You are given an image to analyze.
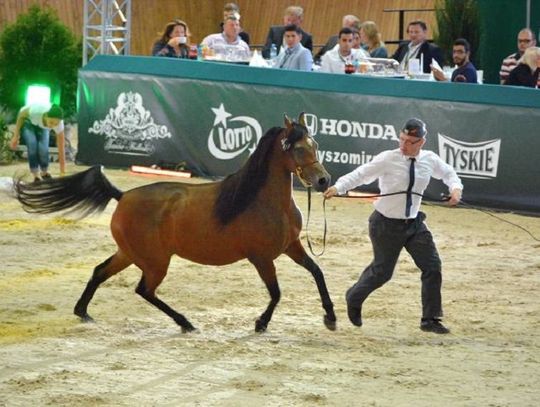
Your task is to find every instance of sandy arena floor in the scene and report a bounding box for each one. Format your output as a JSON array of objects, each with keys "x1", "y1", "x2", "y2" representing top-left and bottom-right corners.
[{"x1": 1, "y1": 161, "x2": 539, "y2": 406}]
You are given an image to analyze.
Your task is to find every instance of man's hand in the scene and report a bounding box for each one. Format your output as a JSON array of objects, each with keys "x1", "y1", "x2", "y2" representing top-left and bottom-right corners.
[
  {"x1": 431, "y1": 65, "x2": 447, "y2": 82},
  {"x1": 323, "y1": 186, "x2": 338, "y2": 199},
  {"x1": 448, "y1": 188, "x2": 462, "y2": 206}
]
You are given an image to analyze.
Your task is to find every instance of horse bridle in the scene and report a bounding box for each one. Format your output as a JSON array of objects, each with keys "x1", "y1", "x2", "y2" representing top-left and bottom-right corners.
[{"x1": 294, "y1": 160, "x2": 320, "y2": 187}]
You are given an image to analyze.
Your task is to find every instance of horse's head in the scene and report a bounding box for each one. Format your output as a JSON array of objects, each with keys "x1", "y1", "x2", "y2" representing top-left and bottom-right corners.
[{"x1": 282, "y1": 113, "x2": 331, "y2": 192}]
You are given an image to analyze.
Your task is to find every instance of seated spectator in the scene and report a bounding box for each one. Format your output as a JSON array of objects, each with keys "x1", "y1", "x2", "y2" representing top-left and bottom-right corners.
[
  {"x1": 500, "y1": 28, "x2": 537, "y2": 84},
  {"x1": 220, "y1": 2, "x2": 250, "y2": 44},
  {"x1": 262, "y1": 6, "x2": 313, "y2": 59},
  {"x1": 432, "y1": 38, "x2": 477, "y2": 83},
  {"x1": 202, "y1": 15, "x2": 250, "y2": 55},
  {"x1": 274, "y1": 24, "x2": 313, "y2": 71},
  {"x1": 360, "y1": 21, "x2": 388, "y2": 58},
  {"x1": 352, "y1": 28, "x2": 362, "y2": 50},
  {"x1": 151, "y1": 20, "x2": 191, "y2": 58},
  {"x1": 504, "y1": 46, "x2": 540, "y2": 88},
  {"x1": 320, "y1": 28, "x2": 369, "y2": 74},
  {"x1": 391, "y1": 20, "x2": 444, "y2": 73},
  {"x1": 314, "y1": 15, "x2": 361, "y2": 63}
]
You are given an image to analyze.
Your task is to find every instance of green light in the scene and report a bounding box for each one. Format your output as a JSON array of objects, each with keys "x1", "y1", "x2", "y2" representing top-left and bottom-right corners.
[{"x1": 25, "y1": 85, "x2": 51, "y2": 105}]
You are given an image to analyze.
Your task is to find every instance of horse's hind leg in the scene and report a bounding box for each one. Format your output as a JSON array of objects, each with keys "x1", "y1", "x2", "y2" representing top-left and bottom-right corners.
[
  {"x1": 134, "y1": 260, "x2": 196, "y2": 333},
  {"x1": 285, "y1": 240, "x2": 337, "y2": 331},
  {"x1": 74, "y1": 251, "x2": 132, "y2": 322},
  {"x1": 249, "y1": 257, "x2": 281, "y2": 332}
]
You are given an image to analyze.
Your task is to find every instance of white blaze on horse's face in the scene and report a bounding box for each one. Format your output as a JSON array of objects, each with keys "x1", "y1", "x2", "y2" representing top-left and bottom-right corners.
[{"x1": 291, "y1": 134, "x2": 330, "y2": 191}]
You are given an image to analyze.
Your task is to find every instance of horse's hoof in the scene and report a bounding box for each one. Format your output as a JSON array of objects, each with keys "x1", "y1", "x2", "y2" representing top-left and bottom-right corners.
[
  {"x1": 181, "y1": 325, "x2": 197, "y2": 333},
  {"x1": 255, "y1": 319, "x2": 267, "y2": 333},
  {"x1": 79, "y1": 314, "x2": 95, "y2": 323},
  {"x1": 324, "y1": 315, "x2": 337, "y2": 331}
]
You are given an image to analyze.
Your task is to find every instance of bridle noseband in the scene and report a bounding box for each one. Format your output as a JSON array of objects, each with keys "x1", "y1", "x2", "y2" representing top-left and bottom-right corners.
[{"x1": 295, "y1": 160, "x2": 320, "y2": 187}]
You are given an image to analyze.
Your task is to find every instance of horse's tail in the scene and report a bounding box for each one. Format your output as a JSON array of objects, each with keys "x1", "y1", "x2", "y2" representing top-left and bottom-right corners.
[{"x1": 14, "y1": 165, "x2": 123, "y2": 218}]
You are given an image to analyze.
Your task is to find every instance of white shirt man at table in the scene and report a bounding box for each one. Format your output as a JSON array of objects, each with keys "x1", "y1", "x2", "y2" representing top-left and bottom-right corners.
[
  {"x1": 274, "y1": 24, "x2": 313, "y2": 71},
  {"x1": 201, "y1": 15, "x2": 250, "y2": 54},
  {"x1": 324, "y1": 118, "x2": 462, "y2": 334},
  {"x1": 320, "y1": 27, "x2": 369, "y2": 74}
]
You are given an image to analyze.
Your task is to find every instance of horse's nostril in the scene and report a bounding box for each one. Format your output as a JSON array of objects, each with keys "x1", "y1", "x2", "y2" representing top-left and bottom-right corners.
[{"x1": 318, "y1": 177, "x2": 328, "y2": 186}]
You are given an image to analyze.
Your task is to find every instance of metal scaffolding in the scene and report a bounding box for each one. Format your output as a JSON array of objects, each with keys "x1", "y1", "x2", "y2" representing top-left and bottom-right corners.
[{"x1": 83, "y1": 0, "x2": 132, "y2": 65}]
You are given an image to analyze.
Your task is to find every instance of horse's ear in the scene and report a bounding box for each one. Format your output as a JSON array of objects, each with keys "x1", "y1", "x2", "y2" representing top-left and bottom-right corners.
[
  {"x1": 298, "y1": 112, "x2": 307, "y2": 128},
  {"x1": 284, "y1": 114, "x2": 293, "y2": 130}
]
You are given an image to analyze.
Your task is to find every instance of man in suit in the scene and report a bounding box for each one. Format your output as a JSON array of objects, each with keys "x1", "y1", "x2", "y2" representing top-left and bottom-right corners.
[
  {"x1": 262, "y1": 6, "x2": 313, "y2": 59},
  {"x1": 314, "y1": 14, "x2": 361, "y2": 64},
  {"x1": 391, "y1": 20, "x2": 444, "y2": 74},
  {"x1": 274, "y1": 24, "x2": 313, "y2": 71}
]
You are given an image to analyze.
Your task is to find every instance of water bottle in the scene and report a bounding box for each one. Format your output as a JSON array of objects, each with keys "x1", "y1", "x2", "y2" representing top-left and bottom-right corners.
[
  {"x1": 270, "y1": 43, "x2": 277, "y2": 60},
  {"x1": 197, "y1": 44, "x2": 203, "y2": 60}
]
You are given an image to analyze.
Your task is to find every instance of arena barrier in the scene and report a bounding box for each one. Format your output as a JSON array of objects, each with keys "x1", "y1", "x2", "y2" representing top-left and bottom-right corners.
[{"x1": 77, "y1": 55, "x2": 540, "y2": 213}]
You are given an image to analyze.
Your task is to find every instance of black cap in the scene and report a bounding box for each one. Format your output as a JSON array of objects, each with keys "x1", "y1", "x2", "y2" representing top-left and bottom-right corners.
[{"x1": 401, "y1": 118, "x2": 427, "y2": 138}]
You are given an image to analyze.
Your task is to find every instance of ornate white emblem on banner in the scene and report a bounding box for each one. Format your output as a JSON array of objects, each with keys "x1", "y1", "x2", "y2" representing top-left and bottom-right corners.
[
  {"x1": 438, "y1": 133, "x2": 501, "y2": 179},
  {"x1": 89, "y1": 92, "x2": 172, "y2": 155},
  {"x1": 207, "y1": 103, "x2": 262, "y2": 160}
]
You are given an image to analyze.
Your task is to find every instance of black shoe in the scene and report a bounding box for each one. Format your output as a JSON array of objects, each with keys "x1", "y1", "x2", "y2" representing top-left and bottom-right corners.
[
  {"x1": 420, "y1": 319, "x2": 450, "y2": 334},
  {"x1": 345, "y1": 287, "x2": 362, "y2": 327},
  {"x1": 41, "y1": 173, "x2": 52, "y2": 180}
]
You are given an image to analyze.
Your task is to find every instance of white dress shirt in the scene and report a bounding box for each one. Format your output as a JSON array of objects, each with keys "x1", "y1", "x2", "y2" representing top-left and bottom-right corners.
[
  {"x1": 320, "y1": 47, "x2": 369, "y2": 74},
  {"x1": 333, "y1": 148, "x2": 463, "y2": 219}
]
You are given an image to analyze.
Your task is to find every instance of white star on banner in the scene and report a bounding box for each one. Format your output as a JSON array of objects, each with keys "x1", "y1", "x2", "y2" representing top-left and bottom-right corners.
[{"x1": 211, "y1": 103, "x2": 232, "y2": 127}]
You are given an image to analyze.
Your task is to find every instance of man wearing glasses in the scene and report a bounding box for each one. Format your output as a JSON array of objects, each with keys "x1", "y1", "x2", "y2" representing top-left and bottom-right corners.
[
  {"x1": 500, "y1": 28, "x2": 537, "y2": 84},
  {"x1": 432, "y1": 38, "x2": 478, "y2": 83},
  {"x1": 324, "y1": 118, "x2": 462, "y2": 334}
]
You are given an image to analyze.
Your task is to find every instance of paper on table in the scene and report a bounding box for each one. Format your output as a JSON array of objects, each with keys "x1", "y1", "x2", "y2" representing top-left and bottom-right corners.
[{"x1": 431, "y1": 58, "x2": 442, "y2": 71}]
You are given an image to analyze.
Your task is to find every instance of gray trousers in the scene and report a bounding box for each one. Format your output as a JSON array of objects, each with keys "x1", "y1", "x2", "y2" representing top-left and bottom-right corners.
[{"x1": 346, "y1": 210, "x2": 443, "y2": 319}]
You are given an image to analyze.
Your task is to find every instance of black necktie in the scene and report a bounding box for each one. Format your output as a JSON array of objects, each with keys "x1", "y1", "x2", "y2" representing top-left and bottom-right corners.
[{"x1": 405, "y1": 158, "x2": 416, "y2": 217}]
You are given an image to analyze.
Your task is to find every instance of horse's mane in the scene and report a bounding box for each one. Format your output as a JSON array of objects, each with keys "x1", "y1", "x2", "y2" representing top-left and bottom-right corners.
[{"x1": 214, "y1": 123, "x2": 306, "y2": 225}]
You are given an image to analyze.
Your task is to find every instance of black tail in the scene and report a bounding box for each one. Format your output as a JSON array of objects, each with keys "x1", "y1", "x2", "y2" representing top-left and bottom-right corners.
[{"x1": 14, "y1": 166, "x2": 123, "y2": 217}]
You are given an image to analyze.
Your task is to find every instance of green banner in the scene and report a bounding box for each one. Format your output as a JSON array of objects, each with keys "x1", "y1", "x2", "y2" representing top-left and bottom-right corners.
[{"x1": 78, "y1": 57, "x2": 540, "y2": 213}]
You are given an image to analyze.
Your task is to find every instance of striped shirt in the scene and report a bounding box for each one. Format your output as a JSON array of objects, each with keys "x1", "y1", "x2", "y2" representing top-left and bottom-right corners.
[{"x1": 499, "y1": 52, "x2": 520, "y2": 83}]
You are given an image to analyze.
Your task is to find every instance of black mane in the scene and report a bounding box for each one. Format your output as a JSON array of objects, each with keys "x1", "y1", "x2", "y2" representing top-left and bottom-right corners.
[{"x1": 214, "y1": 123, "x2": 307, "y2": 225}]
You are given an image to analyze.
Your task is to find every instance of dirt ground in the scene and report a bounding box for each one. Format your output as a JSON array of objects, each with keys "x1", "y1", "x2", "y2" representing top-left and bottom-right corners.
[{"x1": 0, "y1": 161, "x2": 539, "y2": 407}]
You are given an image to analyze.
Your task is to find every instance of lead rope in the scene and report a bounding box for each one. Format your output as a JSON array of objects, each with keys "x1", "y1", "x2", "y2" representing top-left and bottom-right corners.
[
  {"x1": 304, "y1": 189, "x2": 539, "y2": 258},
  {"x1": 304, "y1": 190, "x2": 446, "y2": 257},
  {"x1": 305, "y1": 187, "x2": 328, "y2": 257}
]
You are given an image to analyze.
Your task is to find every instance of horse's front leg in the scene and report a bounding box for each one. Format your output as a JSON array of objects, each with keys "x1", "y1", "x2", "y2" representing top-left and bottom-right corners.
[
  {"x1": 248, "y1": 257, "x2": 281, "y2": 332},
  {"x1": 286, "y1": 240, "x2": 337, "y2": 331}
]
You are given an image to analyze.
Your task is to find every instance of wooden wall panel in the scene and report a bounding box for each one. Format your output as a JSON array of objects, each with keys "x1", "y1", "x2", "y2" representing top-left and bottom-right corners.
[
  {"x1": 0, "y1": 0, "x2": 84, "y2": 35},
  {"x1": 0, "y1": 0, "x2": 437, "y2": 58}
]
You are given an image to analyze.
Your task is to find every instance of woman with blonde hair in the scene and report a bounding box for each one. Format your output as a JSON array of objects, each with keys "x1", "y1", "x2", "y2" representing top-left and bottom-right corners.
[
  {"x1": 360, "y1": 21, "x2": 388, "y2": 58},
  {"x1": 505, "y1": 46, "x2": 540, "y2": 88},
  {"x1": 151, "y1": 19, "x2": 191, "y2": 58}
]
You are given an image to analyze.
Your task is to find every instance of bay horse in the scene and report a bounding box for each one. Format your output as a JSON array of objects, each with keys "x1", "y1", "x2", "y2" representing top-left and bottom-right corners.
[{"x1": 14, "y1": 113, "x2": 337, "y2": 333}]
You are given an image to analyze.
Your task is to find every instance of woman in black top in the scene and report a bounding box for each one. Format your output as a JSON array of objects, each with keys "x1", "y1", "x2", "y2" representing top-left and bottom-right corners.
[
  {"x1": 505, "y1": 46, "x2": 540, "y2": 88},
  {"x1": 151, "y1": 20, "x2": 191, "y2": 58}
]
